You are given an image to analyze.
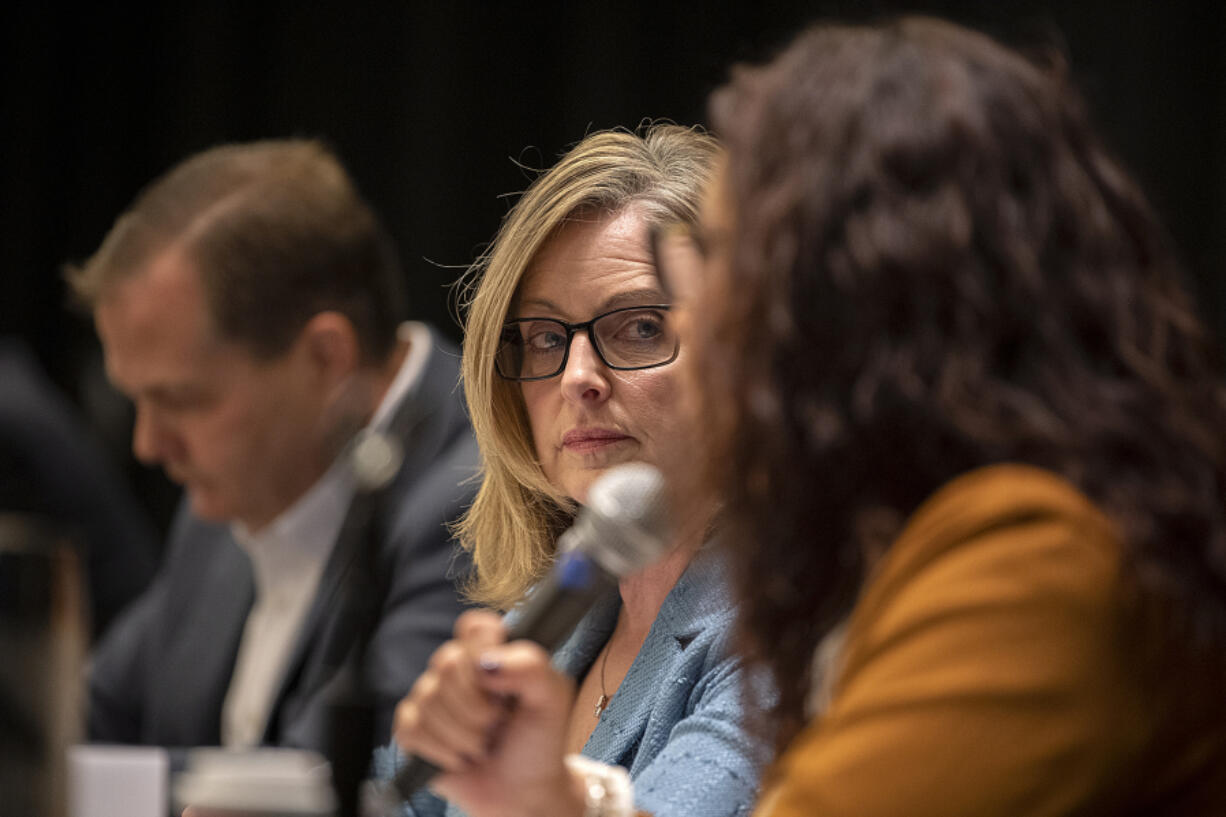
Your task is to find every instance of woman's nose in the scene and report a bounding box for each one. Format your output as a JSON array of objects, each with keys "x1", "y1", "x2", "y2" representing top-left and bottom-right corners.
[{"x1": 559, "y1": 332, "x2": 611, "y2": 404}]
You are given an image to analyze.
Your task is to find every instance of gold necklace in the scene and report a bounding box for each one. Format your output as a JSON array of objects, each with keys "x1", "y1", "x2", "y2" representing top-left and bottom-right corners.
[{"x1": 593, "y1": 642, "x2": 612, "y2": 718}]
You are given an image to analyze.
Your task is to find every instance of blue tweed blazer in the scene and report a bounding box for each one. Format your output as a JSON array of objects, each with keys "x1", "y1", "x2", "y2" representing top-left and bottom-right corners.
[{"x1": 379, "y1": 549, "x2": 768, "y2": 817}]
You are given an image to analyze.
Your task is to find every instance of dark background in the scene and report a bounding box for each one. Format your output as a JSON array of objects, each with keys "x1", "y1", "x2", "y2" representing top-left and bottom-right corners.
[{"x1": 4, "y1": 0, "x2": 1225, "y2": 540}]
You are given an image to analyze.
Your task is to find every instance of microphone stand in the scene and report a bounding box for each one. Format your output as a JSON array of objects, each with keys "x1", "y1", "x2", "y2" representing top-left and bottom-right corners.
[{"x1": 325, "y1": 429, "x2": 404, "y2": 817}]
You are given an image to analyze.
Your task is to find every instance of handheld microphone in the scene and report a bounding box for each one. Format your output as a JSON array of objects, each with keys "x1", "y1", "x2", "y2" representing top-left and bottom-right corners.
[{"x1": 392, "y1": 462, "x2": 670, "y2": 800}]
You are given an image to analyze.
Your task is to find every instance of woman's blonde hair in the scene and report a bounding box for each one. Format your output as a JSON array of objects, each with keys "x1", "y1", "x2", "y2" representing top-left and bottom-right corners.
[{"x1": 455, "y1": 122, "x2": 720, "y2": 610}]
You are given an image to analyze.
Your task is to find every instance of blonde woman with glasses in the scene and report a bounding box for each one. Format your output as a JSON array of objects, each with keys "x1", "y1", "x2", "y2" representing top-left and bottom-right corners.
[{"x1": 379, "y1": 123, "x2": 769, "y2": 817}]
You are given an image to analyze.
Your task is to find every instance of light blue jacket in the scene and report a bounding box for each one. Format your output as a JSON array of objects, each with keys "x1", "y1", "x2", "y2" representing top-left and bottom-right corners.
[{"x1": 375, "y1": 549, "x2": 769, "y2": 817}]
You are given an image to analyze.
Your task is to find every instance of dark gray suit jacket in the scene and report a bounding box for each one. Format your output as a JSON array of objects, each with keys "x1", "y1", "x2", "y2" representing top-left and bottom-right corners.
[{"x1": 87, "y1": 326, "x2": 479, "y2": 753}]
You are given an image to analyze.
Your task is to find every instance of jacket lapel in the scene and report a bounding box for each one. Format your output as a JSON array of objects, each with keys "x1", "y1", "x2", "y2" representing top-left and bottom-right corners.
[
  {"x1": 260, "y1": 327, "x2": 462, "y2": 742},
  {"x1": 148, "y1": 520, "x2": 254, "y2": 745},
  {"x1": 581, "y1": 551, "x2": 728, "y2": 765}
]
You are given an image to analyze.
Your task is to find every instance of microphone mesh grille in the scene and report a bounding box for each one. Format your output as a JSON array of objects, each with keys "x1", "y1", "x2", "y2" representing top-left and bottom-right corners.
[{"x1": 582, "y1": 463, "x2": 671, "y2": 576}]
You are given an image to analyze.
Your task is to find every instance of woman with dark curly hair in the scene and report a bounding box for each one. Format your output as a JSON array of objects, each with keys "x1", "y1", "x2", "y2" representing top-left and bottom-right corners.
[{"x1": 667, "y1": 14, "x2": 1226, "y2": 816}]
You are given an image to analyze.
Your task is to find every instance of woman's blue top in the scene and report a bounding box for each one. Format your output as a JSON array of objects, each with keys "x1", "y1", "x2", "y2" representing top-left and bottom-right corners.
[{"x1": 373, "y1": 550, "x2": 769, "y2": 817}]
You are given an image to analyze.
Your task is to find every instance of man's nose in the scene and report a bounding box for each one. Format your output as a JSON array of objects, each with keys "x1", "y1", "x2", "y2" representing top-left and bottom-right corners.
[{"x1": 131, "y1": 404, "x2": 170, "y2": 465}]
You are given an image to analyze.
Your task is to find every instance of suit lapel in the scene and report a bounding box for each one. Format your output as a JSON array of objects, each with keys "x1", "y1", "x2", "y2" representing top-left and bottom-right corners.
[
  {"x1": 148, "y1": 521, "x2": 254, "y2": 745},
  {"x1": 260, "y1": 327, "x2": 461, "y2": 742}
]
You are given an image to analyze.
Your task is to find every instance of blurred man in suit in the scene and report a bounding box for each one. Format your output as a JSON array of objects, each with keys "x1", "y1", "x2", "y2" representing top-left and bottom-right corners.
[{"x1": 69, "y1": 139, "x2": 478, "y2": 753}]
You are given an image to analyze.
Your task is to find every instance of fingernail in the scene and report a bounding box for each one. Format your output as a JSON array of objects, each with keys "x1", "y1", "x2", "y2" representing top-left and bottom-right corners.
[{"x1": 478, "y1": 653, "x2": 501, "y2": 674}]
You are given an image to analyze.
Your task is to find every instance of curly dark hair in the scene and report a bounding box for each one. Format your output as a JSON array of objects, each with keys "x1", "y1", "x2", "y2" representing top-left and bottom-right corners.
[{"x1": 696, "y1": 16, "x2": 1226, "y2": 753}]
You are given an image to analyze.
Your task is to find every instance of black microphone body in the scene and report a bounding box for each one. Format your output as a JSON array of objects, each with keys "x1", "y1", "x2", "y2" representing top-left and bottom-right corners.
[{"x1": 392, "y1": 463, "x2": 669, "y2": 801}]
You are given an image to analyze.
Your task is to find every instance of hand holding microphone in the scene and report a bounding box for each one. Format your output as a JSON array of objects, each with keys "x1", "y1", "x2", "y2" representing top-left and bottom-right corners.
[{"x1": 389, "y1": 463, "x2": 670, "y2": 809}]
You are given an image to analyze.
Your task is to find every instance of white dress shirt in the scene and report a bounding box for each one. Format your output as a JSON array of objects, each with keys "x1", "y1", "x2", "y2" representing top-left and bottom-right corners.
[{"x1": 220, "y1": 322, "x2": 433, "y2": 747}]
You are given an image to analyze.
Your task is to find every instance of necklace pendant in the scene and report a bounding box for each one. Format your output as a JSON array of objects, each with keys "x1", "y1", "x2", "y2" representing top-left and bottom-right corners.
[{"x1": 593, "y1": 693, "x2": 609, "y2": 718}]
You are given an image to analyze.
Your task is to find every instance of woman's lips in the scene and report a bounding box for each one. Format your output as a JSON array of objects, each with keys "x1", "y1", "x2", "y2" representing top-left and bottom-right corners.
[{"x1": 562, "y1": 428, "x2": 632, "y2": 452}]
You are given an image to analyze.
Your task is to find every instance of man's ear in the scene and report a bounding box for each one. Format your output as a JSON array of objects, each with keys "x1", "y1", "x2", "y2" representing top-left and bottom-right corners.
[{"x1": 299, "y1": 311, "x2": 361, "y2": 385}]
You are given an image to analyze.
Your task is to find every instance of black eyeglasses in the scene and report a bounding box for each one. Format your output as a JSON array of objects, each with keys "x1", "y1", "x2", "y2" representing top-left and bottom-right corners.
[{"x1": 495, "y1": 305, "x2": 679, "y2": 381}]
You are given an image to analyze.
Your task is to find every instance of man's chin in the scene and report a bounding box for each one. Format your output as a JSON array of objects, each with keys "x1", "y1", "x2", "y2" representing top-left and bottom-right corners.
[{"x1": 186, "y1": 489, "x2": 234, "y2": 523}]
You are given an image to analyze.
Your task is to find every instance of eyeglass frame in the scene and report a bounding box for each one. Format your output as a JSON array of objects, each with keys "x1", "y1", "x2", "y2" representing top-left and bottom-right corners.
[{"x1": 494, "y1": 304, "x2": 679, "y2": 381}]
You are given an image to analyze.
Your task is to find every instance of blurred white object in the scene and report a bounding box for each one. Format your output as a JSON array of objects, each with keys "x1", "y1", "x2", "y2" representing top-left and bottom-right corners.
[
  {"x1": 68, "y1": 745, "x2": 168, "y2": 817},
  {"x1": 173, "y1": 748, "x2": 336, "y2": 816}
]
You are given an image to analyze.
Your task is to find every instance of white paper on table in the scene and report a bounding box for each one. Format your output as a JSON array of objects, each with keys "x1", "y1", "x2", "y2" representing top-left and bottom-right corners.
[{"x1": 68, "y1": 744, "x2": 169, "y2": 817}]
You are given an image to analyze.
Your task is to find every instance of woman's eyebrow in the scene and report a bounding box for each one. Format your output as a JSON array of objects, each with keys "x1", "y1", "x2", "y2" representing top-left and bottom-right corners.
[
  {"x1": 513, "y1": 288, "x2": 669, "y2": 319},
  {"x1": 598, "y1": 288, "x2": 669, "y2": 311},
  {"x1": 515, "y1": 296, "x2": 562, "y2": 313}
]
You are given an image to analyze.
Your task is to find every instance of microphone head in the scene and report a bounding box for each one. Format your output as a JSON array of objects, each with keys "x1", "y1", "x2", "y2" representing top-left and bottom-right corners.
[
  {"x1": 348, "y1": 428, "x2": 403, "y2": 492},
  {"x1": 576, "y1": 462, "x2": 670, "y2": 577}
]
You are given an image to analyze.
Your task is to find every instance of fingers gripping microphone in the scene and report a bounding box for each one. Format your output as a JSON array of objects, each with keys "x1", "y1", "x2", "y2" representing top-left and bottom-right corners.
[{"x1": 393, "y1": 462, "x2": 670, "y2": 800}]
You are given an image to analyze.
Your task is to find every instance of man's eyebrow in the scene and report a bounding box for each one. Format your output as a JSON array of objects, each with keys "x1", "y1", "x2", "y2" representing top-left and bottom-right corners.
[{"x1": 132, "y1": 382, "x2": 206, "y2": 403}]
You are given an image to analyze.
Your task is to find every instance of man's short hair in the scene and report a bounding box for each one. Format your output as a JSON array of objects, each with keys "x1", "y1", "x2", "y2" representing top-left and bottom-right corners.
[{"x1": 68, "y1": 139, "x2": 406, "y2": 362}]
